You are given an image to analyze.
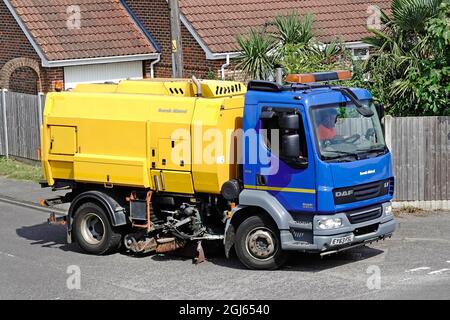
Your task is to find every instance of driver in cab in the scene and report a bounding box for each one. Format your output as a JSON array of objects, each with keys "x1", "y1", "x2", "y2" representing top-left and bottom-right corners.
[{"x1": 317, "y1": 108, "x2": 338, "y2": 142}]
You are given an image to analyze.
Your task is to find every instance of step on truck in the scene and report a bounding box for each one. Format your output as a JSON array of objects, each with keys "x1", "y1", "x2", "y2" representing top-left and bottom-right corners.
[{"x1": 40, "y1": 71, "x2": 396, "y2": 270}]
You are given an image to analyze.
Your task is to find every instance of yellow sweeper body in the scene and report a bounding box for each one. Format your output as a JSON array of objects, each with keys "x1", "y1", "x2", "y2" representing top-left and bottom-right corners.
[{"x1": 41, "y1": 79, "x2": 246, "y2": 196}]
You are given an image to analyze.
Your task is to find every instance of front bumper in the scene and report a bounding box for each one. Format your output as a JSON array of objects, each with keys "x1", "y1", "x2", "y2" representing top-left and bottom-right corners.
[{"x1": 281, "y1": 202, "x2": 396, "y2": 253}]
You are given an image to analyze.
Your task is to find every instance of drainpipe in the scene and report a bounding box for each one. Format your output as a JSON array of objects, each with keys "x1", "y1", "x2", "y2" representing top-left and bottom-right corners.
[
  {"x1": 37, "y1": 92, "x2": 44, "y2": 126},
  {"x1": 221, "y1": 54, "x2": 231, "y2": 80},
  {"x1": 275, "y1": 67, "x2": 283, "y2": 84},
  {"x1": 150, "y1": 54, "x2": 161, "y2": 78},
  {"x1": 192, "y1": 76, "x2": 202, "y2": 97}
]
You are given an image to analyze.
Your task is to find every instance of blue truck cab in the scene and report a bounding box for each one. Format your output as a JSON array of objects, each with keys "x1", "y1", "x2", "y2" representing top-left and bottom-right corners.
[{"x1": 227, "y1": 72, "x2": 396, "y2": 270}]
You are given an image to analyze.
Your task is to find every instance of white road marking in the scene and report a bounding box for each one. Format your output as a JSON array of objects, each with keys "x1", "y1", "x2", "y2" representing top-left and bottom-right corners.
[
  {"x1": 428, "y1": 268, "x2": 450, "y2": 275},
  {"x1": 406, "y1": 267, "x2": 431, "y2": 273},
  {"x1": 403, "y1": 237, "x2": 450, "y2": 243},
  {"x1": 0, "y1": 251, "x2": 16, "y2": 258},
  {"x1": 447, "y1": 261, "x2": 450, "y2": 263}
]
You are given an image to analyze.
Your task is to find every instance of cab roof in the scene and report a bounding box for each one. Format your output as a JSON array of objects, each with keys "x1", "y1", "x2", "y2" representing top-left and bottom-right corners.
[{"x1": 245, "y1": 80, "x2": 372, "y2": 108}]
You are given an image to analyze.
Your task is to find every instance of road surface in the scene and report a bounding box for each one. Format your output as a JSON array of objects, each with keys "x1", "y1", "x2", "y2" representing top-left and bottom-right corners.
[{"x1": 0, "y1": 201, "x2": 449, "y2": 300}]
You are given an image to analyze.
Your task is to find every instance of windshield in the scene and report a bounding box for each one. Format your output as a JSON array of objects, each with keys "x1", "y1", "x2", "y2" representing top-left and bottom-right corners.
[{"x1": 310, "y1": 101, "x2": 387, "y2": 162}]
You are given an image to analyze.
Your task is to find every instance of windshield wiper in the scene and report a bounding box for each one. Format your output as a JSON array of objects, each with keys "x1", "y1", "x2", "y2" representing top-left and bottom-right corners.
[
  {"x1": 322, "y1": 150, "x2": 361, "y2": 161},
  {"x1": 357, "y1": 146, "x2": 388, "y2": 157}
]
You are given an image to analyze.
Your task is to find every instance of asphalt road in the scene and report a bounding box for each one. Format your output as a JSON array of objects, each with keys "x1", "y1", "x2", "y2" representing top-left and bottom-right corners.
[{"x1": 0, "y1": 201, "x2": 449, "y2": 300}]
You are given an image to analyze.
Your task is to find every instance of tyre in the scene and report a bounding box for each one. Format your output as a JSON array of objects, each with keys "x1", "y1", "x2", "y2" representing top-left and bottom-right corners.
[
  {"x1": 235, "y1": 214, "x2": 287, "y2": 270},
  {"x1": 72, "y1": 202, "x2": 122, "y2": 255}
]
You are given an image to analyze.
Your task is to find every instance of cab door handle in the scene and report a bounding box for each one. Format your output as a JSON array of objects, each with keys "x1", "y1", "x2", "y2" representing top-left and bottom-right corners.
[{"x1": 256, "y1": 174, "x2": 267, "y2": 186}]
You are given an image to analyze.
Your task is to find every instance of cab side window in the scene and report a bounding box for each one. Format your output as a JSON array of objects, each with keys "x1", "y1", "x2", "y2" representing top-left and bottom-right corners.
[{"x1": 260, "y1": 107, "x2": 308, "y2": 163}]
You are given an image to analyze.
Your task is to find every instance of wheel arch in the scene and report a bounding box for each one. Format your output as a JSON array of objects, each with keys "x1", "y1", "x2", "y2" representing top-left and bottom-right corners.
[
  {"x1": 224, "y1": 205, "x2": 280, "y2": 258},
  {"x1": 67, "y1": 190, "x2": 128, "y2": 242},
  {"x1": 224, "y1": 190, "x2": 292, "y2": 258}
]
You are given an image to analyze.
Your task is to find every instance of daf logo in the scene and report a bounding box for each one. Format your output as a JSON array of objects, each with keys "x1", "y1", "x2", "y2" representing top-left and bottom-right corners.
[{"x1": 335, "y1": 190, "x2": 354, "y2": 197}]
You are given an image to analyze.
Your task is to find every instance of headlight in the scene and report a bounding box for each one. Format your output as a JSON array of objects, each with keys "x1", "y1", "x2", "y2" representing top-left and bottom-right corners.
[
  {"x1": 384, "y1": 204, "x2": 393, "y2": 216},
  {"x1": 318, "y1": 218, "x2": 343, "y2": 230}
]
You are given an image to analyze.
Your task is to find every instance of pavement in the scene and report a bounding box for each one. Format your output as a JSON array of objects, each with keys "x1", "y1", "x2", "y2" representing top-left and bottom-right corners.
[
  {"x1": 0, "y1": 177, "x2": 449, "y2": 300},
  {"x1": 0, "y1": 178, "x2": 61, "y2": 203}
]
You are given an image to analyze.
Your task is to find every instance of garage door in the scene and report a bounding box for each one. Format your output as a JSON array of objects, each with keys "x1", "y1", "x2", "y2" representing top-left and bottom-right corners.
[{"x1": 64, "y1": 61, "x2": 143, "y2": 90}]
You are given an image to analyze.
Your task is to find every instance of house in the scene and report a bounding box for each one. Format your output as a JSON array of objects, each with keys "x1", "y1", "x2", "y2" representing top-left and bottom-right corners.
[
  {"x1": 125, "y1": 0, "x2": 391, "y2": 79},
  {"x1": 0, "y1": 0, "x2": 160, "y2": 94},
  {"x1": 0, "y1": 0, "x2": 391, "y2": 94}
]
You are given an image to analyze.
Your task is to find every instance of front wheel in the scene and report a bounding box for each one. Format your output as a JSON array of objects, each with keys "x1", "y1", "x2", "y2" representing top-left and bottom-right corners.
[
  {"x1": 72, "y1": 202, "x2": 122, "y2": 255},
  {"x1": 235, "y1": 215, "x2": 287, "y2": 270}
]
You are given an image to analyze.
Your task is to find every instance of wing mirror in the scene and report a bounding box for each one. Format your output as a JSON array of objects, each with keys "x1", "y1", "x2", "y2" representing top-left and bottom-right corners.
[
  {"x1": 278, "y1": 113, "x2": 299, "y2": 130},
  {"x1": 281, "y1": 134, "x2": 301, "y2": 158},
  {"x1": 374, "y1": 102, "x2": 385, "y2": 133},
  {"x1": 375, "y1": 103, "x2": 385, "y2": 121}
]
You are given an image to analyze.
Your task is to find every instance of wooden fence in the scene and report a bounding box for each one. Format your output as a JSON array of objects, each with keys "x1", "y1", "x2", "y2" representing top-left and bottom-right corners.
[
  {"x1": 385, "y1": 116, "x2": 450, "y2": 201},
  {"x1": 0, "y1": 90, "x2": 43, "y2": 161}
]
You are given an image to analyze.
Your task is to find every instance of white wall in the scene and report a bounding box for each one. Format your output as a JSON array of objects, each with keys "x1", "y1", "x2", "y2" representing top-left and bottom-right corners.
[{"x1": 64, "y1": 61, "x2": 143, "y2": 90}]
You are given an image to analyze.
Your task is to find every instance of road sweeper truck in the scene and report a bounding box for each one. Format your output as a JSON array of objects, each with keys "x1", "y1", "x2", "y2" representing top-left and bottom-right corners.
[{"x1": 40, "y1": 71, "x2": 396, "y2": 269}]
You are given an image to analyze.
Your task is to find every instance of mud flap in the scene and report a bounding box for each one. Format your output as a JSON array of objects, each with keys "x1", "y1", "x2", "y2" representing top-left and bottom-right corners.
[
  {"x1": 47, "y1": 212, "x2": 67, "y2": 225},
  {"x1": 224, "y1": 223, "x2": 235, "y2": 259},
  {"x1": 194, "y1": 241, "x2": 205, "y2": 264},
  {"x1": 169, "y1": 241, "x2": 206, "y2": 264}
]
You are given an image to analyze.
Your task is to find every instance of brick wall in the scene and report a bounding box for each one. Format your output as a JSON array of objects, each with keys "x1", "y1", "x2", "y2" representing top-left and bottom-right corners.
[
  {"x1": 0, "y1": 1, "x2": 63, "y2": 94},
  {"x1": 0, "y1": 1, "x2": 39, "y2": 93},
  {"x1": 125, "y1": 0, "x2": 231, "y2": 79},
  {"x1": 9, "y1": 67, "x2": 38, "y2": 95},
  {"x1": 42, "y1": 67, "x2": 64, "y2": 93}
]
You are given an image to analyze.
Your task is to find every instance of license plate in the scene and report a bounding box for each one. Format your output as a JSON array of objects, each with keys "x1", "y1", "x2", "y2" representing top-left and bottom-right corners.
[{"x1": 331, "y1": 235, "x2": 354, "y2": 246}]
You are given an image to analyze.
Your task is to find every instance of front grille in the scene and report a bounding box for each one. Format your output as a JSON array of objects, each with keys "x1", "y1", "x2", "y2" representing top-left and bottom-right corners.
[
  {"x1": 334, "y1": 179, "x2": 390, "y2": 205},
  {"x1": 290, "y1": 229, "x2": 313, "y2": 243},
  {"x1": 346, "y1": 206, "x2": 382, "y2": 224},
  {"x1": 353, "y1": 181, "x2": 382, "y2": 201},
  {"x1": 354, "y1": 223, "x2": 379, "y2": 236}
]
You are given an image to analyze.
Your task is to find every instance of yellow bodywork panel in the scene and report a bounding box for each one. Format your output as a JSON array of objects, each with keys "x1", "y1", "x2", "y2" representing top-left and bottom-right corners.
[
  {"x1": 191, "y1": 96, "x2": 244, "y2": 193},
  {"x1": 151, "y1": 170, "x2": 194, "y2": 194},
  {"x1": 41, "y1": 78, "x2": 245, "y2": 195},
  {"x1": 48, "y1": 160, "x2": 74, "y2": 180},
  {"x1": 74, "y1": 154, "x2": 147, "y2": 187},
  {"x1": 49, "y1": 126, "x2": 77, "y2": 155},
  {"x1": 71, "y1": 83, "x2": 118, "y2": 93},
  {"x1": 157, "y1": 138, "x2": 189, "y2": 171}
]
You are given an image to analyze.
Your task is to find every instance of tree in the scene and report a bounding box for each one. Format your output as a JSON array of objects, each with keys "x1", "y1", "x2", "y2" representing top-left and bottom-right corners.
[
  {"x1": 272, "y1": 12, "x2": 314, "y2": 47},
  {"x1": 362, "y1": 0, "x2": 448, "y2": 116},
  {"x1": 236, "y1": 12, "x2": 348, "y2": 79},
  {"x1": 281, "y1": 38, "x2": 349, "y2": 74},
  {"x1": 236, "y1": 29, "x2": 278, "y2": 80}
]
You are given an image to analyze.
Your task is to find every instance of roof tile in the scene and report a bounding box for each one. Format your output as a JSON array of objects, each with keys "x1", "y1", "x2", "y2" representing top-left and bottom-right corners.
[
  {"x1": 179, "y1": 0, "x2": 391, "y2": 53},
  {"x1": 9, "y1": 0, "x2": 157, "y2": 61}
]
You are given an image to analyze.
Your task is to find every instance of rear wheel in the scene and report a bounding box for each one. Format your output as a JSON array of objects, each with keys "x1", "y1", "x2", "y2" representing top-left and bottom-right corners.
[
  {"x1": 73, "y1": 202, "x2": 122, "y2": 255},
  {"x1": 235, "y1": 214, "x2": 287, "y2": 270}
]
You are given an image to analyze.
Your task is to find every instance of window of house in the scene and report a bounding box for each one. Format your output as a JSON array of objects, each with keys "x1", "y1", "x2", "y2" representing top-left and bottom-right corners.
[{"x1": 352, "y1": 48, "x2": 370, "y2": 60}]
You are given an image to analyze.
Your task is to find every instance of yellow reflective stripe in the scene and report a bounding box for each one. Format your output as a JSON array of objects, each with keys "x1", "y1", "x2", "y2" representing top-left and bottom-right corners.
[{"x1": 244, "y1": 185, "x2": 316, "y2": 194}]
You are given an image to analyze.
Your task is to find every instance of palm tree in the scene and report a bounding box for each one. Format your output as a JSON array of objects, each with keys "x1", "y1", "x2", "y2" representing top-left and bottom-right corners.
[
  {"x1": 236, "y1": 30, "x2": 278, "y2": 80},
  {"x1": 364, "y1": 0, "x2": 442, "y2": 53},
  {"x1": 272, "y1": 12, "x2": 314, "y2": 47},
  {"x1": 236, "y1": 12, "x2": 315, "y2": 80},
  {"x1": 362, "y1": 0, "x2": 444, "y2": 115}
]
